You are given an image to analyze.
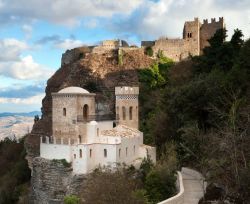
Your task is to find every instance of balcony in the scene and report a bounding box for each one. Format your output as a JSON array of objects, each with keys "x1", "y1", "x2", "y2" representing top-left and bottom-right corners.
[{"x1": 75, "y1": 114, "x2": 119, "y2": 123}]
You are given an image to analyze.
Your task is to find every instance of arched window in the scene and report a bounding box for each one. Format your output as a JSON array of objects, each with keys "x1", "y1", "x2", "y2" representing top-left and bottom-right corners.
[
  {"x1": 119, "y1": 148, "x2": 121, "y2": 158},
  {"x1": 83, "y1": 104, "x2": 89, "y2": 121},
  {"x1": 74, "y1": 154, "x2": 76, "y2": 159},
  {"x1": 63, "y1": 108, "x2": 66, "y2": 116},
  {"x1": 122, "y1": 106, "x2": 126, "y2": 120},
  {"x1": 190, "y1": 33, "x2": 192, "y2": 38},
  {"x1": 129, "y1": 106, "x2": 133, "y2": 120},
  {"x1": 136, "y1": 106, "x2": 138, "y2": 118},
  {"x1": 78, "y1": 135, "x2": 82, "y2": 143},
  {"x1": 133, "y1": 145, "x2": 135, "y2": 155},
  {"x1": 126, "y1": 147, "x2": 128, "y2": 156},
  {"x1": 79, "y1": 149, "x2": 82, "y2": 158},
  {"x1": 90, "y1": 149, "x2": 92, "y2": 158},
  {"x1": 104, "y1": 149, "x2": 107, "y2": 158},
  {"x1": 97, "y1": 128, "x2": 99, "y2": 136}
]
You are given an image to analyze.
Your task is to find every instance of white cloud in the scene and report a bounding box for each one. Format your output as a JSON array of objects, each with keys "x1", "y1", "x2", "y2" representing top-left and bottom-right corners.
[
  {"x1": 0, "y1": 93, "x2": 44, "y2": 105},
  {"x1": 22, "y1": 24, "x2": 33, "y2": 39},
  {"x1": 83, "y1": 19, "x2": 98, "y2": 29},
  {"x1": 109, "y1": 0, "x2": 250, "y2": 40},
  {"x1": 0, "y1": 55, "x2": 54, "y2": 80},
  {"x1": 54, "y1": 39, "x2": 84, "y2": 50},
  {"x1": 0, "y1": 0, "x2": 144, "y2": 27},
  {"x1": 0, "y1": 38, "x2": 28, "y2": 61}
]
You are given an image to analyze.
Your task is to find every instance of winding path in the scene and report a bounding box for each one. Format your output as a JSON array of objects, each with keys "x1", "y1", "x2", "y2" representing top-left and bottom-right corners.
[{"x1": 181, "y1": 167, "x2": 205, "y2": 204}]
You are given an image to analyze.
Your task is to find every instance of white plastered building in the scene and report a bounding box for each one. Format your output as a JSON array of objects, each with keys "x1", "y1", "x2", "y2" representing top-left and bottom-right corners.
[{"x1": 40, "y1": 86, "x2": 156, "y2": 174}]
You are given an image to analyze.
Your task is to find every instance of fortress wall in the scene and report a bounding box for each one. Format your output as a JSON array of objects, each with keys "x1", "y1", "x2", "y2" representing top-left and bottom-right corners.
[
  {"x1": 153, "y1": 39, "x2": 185, "y2": 61},
  {"x1": 141, "y1": 41, "x2": 155, "y2": 47},
  {"x1": 153, "y1": 38, "x2": 199, "y2": 61},
  {"x1": 200, "y1": 17, "x2": 224, "y2": 51},
  {"x1": 102, "y1": 40, "x2": 120, "y2": 48},
  {"x1": 120, "y1": 47, "x2": 143, "y2": 52},
  {"x1": 61, "y1": 46, "x2": 93, "y2": 66}
]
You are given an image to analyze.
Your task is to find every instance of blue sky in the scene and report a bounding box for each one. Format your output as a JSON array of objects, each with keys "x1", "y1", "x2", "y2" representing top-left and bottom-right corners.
[{"x1": 0, "y1": 0, "x2": 249, "y2": 113}]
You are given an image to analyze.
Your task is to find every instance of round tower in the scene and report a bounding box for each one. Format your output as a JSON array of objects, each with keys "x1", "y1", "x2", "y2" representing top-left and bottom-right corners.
[{"x1": 115, "y1": 86, "x2": 139, "y2": 129}]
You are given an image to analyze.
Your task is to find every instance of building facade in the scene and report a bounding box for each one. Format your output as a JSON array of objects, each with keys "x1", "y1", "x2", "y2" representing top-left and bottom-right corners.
[{"x1": 40, "y1": 86, "x2": 156, "y2": 174}]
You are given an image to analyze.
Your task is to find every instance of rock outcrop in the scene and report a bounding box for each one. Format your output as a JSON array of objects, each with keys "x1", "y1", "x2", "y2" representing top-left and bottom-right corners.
[
  {"x1": 25, "y1": 46, "x2": 154, "y2": 203},
  {"x1": 30, "y1": 158, "x2": 86, "y2": 204}
]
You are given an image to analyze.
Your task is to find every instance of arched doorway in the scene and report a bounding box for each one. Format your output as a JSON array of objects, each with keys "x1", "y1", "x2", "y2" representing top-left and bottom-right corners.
[{"x1": 83, "y1": 104, "x2": 89, "y2": 121}]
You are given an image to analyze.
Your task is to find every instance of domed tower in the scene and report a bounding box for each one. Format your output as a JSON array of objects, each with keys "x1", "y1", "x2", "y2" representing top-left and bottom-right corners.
[
  {"x1": 115, "y1": 86, "x2": 139, "y2": 129},
  {"x1": 51, "y1": 86, "x2": 96, "y2": 143}
]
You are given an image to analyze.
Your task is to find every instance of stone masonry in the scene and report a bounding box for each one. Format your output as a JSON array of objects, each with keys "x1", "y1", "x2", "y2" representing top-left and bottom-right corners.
[{"x1": 142, "y1": 17, "x2": 225, "y2": 61}]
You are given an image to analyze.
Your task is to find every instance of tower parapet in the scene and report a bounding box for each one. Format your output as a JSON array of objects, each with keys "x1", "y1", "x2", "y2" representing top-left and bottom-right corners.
[
  {"x1": 115, "y1": 86, "x2": 139, "y2": 129},
  {"x1": 200, "y1": 17, "x2": 225, "y2": 51},
  {"x1": 115, "y1": 86, "x2": 139, "y2": 95}
]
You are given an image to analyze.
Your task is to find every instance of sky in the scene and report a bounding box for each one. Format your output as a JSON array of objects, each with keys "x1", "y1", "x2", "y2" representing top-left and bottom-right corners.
[{"x1": 0, "y1": 0, "x2": 249, "y2": 113}]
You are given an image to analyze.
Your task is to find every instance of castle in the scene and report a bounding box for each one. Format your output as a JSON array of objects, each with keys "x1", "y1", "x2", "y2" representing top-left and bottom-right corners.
[
  {"x1": 61, "y1": 17, "x2": 224, "y2": 65},
  {"x1": 40, "y1": 86, "x2": 156, "y2": 174},
  {"x1": 142, "y1": 17, "x2": 225, "y2": 61}
]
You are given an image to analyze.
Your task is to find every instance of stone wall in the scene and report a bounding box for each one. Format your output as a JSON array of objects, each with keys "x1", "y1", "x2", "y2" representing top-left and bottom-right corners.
[
  {"x1": 52, "y1": 93, "x2": 95, "y2": 141},
  {"x1": 200, "y1": 17, "x2": 224, "y2": 51},
  {"x1": 61, "y1": 46, "x2": 93, "y2": 66},
  {"x1": 102, "y1": 40, "x2": 120, "y2": 48},
  {"x1": 152, "y1": 17, "x2": 201, "y2": 62},
  {"x1": 30, "y1": 157, "x2": 86, "y2": 204},
  {"x1": 153, "y1": 38, "x2": 199, "y2": 61},
  {"x1": 146, "y1": 17, "x2": 224, "y2": 61},
  {"x1": 115, "y1": 86, "x2": 139, "y2": 129},
  {"x1": 157, "y1": 171, "x2": 184, "y2": 204}
]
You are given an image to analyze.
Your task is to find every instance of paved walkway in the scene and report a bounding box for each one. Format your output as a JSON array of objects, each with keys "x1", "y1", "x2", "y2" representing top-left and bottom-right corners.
[{"x1": 181, "y1": 167, "x2": 206, "y2": 204}]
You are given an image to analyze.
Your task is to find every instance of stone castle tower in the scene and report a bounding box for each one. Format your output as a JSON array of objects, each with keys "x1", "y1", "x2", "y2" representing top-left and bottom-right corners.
[
  {"x1": 142, "y1": 17, "x2": 225, "y2": 61},
  {"x1": 115, "y1": 86, "x2": 139, "y2": 129},
  {"x1": 51, "y1": 87, "x2": 96, "y2": 143}
]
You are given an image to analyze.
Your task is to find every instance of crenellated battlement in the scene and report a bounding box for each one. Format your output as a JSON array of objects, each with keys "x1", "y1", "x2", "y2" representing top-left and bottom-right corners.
[
  {"x1": 141, "y1": 16, "x2": 224, "y2": 61},
  {"x1": 202, "y1": 17, "x2": 224, "y2": 25},
  {"x1": 115, "y1": 86, "x2": 139, "y2": 95}
]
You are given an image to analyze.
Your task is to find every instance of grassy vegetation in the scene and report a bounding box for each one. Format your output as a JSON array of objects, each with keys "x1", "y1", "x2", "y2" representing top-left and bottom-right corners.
[{"x1": 77, "y1": 151, "x2": 177, "y2": 204}]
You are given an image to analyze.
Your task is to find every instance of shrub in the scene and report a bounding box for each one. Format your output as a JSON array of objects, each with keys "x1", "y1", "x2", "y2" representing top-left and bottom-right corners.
[
  {"x1": 145, "y1": 47, "x2": 153, "y2": 57},
  {"x1": 64, "y1": 195, "x2": 80, "y2": 204}
]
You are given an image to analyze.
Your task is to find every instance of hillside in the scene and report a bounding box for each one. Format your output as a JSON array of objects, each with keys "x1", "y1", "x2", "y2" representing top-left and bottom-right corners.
[
  {"x1": 0, "y1": 111, "x2": 40, "y2": 140},
  {"x1": 21, "y1": 28, "x2": 250, "y2": 204}
]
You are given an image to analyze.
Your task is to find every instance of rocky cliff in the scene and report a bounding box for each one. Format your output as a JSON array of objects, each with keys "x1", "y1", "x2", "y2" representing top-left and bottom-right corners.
[
  {"x1": 30, "y1": 158, "x2": 86, "y2": 204},
  {"x1": 25, "y1": 46, "x2": 154, "y2": 203}
]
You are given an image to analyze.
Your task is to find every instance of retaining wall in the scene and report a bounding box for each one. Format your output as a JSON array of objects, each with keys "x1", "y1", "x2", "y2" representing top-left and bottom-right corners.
[{"x1": 157, "y1": 171, "x2": 184, "y2": 204}]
